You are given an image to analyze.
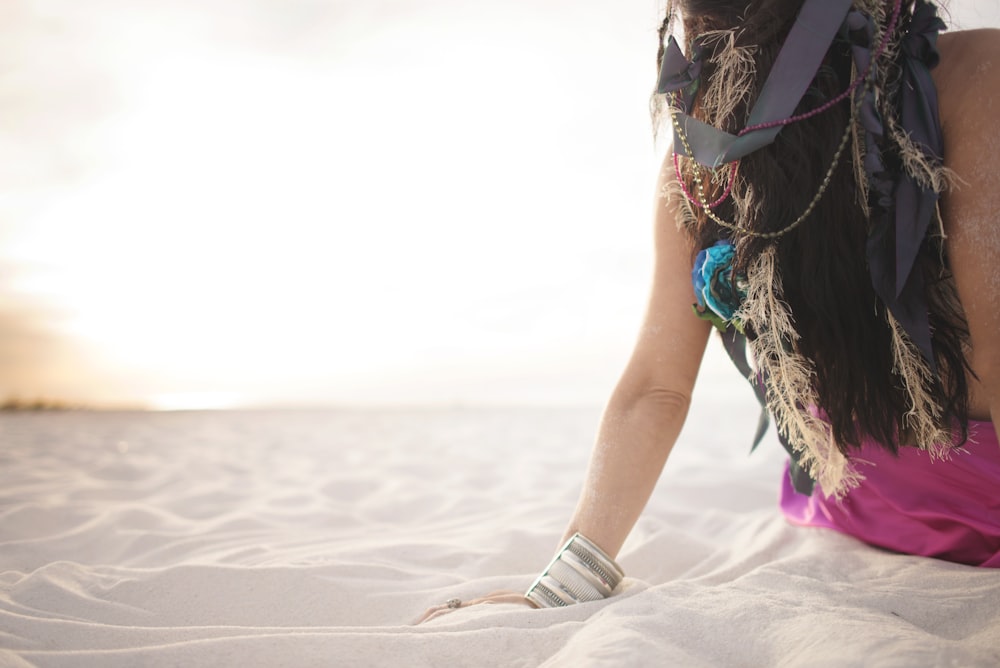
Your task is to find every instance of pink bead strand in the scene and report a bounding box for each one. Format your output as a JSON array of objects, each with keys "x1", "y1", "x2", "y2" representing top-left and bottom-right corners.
[
  {"x1": 738, "y1": 0, "x2": 902, "y2": 136},
  {"x1": 673, "y1": 153, "x2": 739, "y2": 210}
]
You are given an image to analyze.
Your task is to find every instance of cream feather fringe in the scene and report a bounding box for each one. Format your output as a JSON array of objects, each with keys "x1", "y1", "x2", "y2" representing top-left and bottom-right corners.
[
  {"x1": 885, "y1": 309, "x2": 953, "y2": 459},
  {"x1": 740, "y1": 247, "x2": 862, "y2": 497},
  {"x1": 886, "y1": 113, "x2": 959, "y2": 193},
  {"x1": 848, "y1": 60, "x2": 872, "y2": 217},
  {"x1": 660, "y1": 174, "x2": 699, "y2": 232},
  {"x1": 697, "y1": 30, "x2": 758, "y2": 129}
]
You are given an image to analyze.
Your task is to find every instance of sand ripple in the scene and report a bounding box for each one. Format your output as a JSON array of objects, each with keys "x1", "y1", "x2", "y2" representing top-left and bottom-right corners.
[{"x1": 2, "y1": 408, "x2": 999, "y2": 666}]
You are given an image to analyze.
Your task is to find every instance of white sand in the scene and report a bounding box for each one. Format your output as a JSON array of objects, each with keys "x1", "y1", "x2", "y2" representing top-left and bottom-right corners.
[{"x1": 2, "y1": 387, "x2": 1000, "y2": 666}]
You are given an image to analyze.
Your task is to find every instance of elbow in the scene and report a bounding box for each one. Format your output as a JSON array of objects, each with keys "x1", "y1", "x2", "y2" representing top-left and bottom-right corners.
[
  {"x1": 615, "y1": 383, "x2": 692, "y2": 424},
  {"x1": 607, "y1": 364, "x2": 697, "y2": 427},
  {"x1": 603, "y1": 383, "x2": 692, "y2": 444},
  {"x1": 637, "y1": 385, "x2": 692, "y2": 416}
]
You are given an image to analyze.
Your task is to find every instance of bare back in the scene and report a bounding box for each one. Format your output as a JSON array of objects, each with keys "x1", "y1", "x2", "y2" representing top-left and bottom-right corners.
[{"x1": 934, "y1": 29, "x2": 1000, "y2": 422}]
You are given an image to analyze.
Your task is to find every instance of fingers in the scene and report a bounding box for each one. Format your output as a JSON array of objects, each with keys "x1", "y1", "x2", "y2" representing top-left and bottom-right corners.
[
  {"x1": 413, "y1": 598, "x2": 468, "y2": 625},
  {"x1": 412, "y1": 607, "x2": 439, "y2": 625},
  {"x1": 413, "y1": 591, "x2": 537, "y2": 625},
  {"x1": 478, "y1": 591, "x2": 538, "y2": 607},
  {"x1": 413, "y1": 606, "x2": 450, "y2": 624}
]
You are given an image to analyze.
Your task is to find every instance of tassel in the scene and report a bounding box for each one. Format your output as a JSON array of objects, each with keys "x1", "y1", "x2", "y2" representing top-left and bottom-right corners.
[
  {"x1": 696, "y1": 29, "x2": 759, "y2": 129},
  {"x1": 740, "y1": 247, "x2": 863, "y2": 497},
  {"x1": 885, "y1": 309, "x2": 953, "y2": 458}
]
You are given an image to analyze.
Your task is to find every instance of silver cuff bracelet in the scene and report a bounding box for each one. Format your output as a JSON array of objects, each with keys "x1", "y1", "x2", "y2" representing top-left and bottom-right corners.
[{"x1": 524, "y1": 533, "x2": 625, "y2": 608}]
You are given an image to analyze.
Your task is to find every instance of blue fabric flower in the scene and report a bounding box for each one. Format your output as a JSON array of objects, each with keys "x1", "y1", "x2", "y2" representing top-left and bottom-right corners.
[{"x1": 692, "y1": 240, "x2": 746, "y2": 330}]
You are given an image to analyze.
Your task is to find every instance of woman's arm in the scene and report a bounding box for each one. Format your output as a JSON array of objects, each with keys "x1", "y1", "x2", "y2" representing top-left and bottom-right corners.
[
  {"x1": 416, "y1": 160, "x2": 711, "y2": 623},
  {"x1": 560, "y1": 163, "x2": 713, "y2": 559}
]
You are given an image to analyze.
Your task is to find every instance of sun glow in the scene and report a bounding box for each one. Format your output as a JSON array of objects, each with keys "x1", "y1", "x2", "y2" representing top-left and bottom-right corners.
[{"x1": 2, "y1": 2, "x2": 656, "y2": 408}]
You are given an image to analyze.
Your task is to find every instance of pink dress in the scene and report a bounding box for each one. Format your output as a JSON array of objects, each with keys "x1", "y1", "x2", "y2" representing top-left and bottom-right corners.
[{"x1": 780, "y1": 420, "x2": 1000, "y2": 567}]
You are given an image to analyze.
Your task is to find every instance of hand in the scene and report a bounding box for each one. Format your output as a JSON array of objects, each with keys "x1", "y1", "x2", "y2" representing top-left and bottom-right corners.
[{"x1": 414, "y1": 589, "x2": 537, "y2": 624}]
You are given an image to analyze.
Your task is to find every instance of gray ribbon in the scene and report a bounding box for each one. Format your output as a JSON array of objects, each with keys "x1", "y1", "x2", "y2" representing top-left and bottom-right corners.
[
  {"x1": 721, "y1": 329, "x2": 815, "y2": 495},
  {"x1": 656, "y1": 0, "x2": 852, "y2": 168},
  {"x1": 656, "y1": 37, "x2": 702, "y2": 112},
  {"x1": 859, "y1": 0, "x2": 945, "y2": 365}
]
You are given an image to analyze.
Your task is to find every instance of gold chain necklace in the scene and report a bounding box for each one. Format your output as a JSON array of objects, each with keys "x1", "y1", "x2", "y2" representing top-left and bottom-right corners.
[{"x1": 668, "y1": 80, "x2": 865, "y2": 240}]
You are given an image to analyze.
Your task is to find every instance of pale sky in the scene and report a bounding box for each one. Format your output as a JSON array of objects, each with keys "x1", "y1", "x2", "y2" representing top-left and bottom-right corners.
[{"x1": 1, "y1": 1, "x2": 997, "y2": 409}]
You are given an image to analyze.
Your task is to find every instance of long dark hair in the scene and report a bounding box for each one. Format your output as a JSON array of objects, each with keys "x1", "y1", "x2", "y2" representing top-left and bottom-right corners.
[{"x1": 659, "y1": 0, "x2": 971, "y2": 454}]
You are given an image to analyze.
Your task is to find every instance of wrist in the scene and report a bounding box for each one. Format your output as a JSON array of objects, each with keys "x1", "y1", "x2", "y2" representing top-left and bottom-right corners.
[{"x1": 524, "y1": 533, "x2": 625, "y2": 608}]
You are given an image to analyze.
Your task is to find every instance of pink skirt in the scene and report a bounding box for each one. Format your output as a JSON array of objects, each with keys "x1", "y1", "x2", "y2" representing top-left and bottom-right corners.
[{"x1": 780, "y1": 420, "x2": 1000, "y2": 567}]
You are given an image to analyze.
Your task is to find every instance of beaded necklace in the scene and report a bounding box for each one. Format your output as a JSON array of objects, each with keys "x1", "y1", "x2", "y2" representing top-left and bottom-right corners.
[
  {"x1": 668, "y1": 84, "x2": 859, "y2": 239},
  {"x1": 667, "y1": 0, "x2": 903, "y2": 238}
]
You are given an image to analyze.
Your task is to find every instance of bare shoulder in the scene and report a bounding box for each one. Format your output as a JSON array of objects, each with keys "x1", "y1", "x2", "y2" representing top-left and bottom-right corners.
[
  {"x1": 935, "y1": 29, "x2": 1000, "y2": 153},
  {"x1": 934, "y1": 29, "x2": 1000, "y2": 222}
]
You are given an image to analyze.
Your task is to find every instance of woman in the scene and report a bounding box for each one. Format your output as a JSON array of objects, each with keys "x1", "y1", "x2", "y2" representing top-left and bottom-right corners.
[{"x1": 420, "y1": 0, "x2": 1000, "y2": 622}]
